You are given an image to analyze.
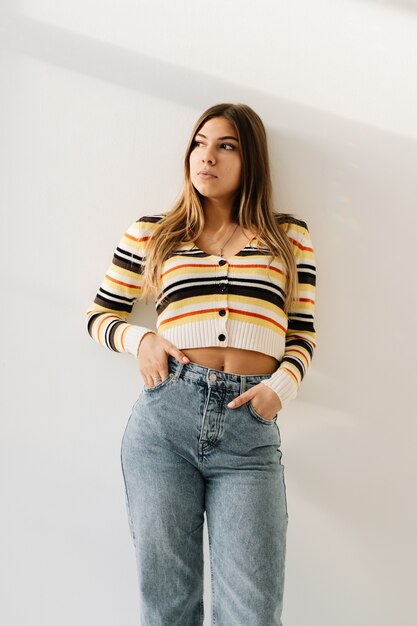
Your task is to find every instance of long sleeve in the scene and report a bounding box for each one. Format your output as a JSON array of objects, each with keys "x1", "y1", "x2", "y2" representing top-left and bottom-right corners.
[
  {"x1": 260, "y1": 222, "x2": 317, "y2": 407},
  {"x1": 85, "y1": 218, "x2": 156, "y2": 357}
]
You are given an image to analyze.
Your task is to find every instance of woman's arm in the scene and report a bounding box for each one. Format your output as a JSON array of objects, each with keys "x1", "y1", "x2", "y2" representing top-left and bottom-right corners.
[
  {"x1": 85, "y1": 218, "x2": 156, "y2": 357},
  {"x1": 260, "y1": 222, "x2": 317, "y2": 407}
]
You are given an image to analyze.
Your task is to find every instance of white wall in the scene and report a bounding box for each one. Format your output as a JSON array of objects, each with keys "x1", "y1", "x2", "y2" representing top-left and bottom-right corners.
[{"x1": 1, "y1": 1, "x2": 416, "y2": 624}]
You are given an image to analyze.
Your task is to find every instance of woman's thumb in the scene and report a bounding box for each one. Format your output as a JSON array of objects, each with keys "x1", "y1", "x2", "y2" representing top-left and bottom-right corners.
[
  {"x1": 164, "y1": 339, "x2": 190, "y2": 364},
  {"x1": 174, "y1": 348, "x2": 190, "y2": 363}
]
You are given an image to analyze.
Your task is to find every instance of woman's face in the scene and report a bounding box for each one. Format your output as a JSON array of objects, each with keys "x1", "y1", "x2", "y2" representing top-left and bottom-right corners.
[{"x1": 189, "y1": 116, "x2": 242, "y2": 206}]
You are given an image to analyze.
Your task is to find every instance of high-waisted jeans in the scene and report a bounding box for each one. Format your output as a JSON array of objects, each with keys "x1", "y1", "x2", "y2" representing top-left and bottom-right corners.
[{"x1": 120, "y1": 354, "x2": 288, "y2": 626}]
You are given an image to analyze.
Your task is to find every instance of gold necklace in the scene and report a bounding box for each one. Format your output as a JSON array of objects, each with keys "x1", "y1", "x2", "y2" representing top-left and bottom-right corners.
[{"x1": 205, "y1": 223, "x2": 240, "y2": 257}]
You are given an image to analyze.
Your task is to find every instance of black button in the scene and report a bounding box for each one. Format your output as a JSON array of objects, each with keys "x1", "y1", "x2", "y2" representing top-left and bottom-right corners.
[
  {"x1": 219, "y1": 283, "x2": 227, "y2": 292},
  {"x1": 219, "y1": 309, "x2": 226, "y2": 316},
  {"x1": 218, "y1": 334, "x2": 226, "y2": 341},
  {"x1": 218, "y1": 259, "x2": 227, "y2": 266}
]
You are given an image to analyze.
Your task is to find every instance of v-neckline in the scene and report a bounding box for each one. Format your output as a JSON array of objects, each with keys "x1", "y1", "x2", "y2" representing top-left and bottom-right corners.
[{"x1": 190, "y1": 235, "x2": 257, "y2": 261}]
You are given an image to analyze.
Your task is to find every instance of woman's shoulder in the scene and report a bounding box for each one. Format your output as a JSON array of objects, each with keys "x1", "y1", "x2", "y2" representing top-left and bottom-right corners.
[
  {"x1": 135, "y1": 212, "x2": 167, "y2": 226},
  {"x1": 117, "y1": 213, "x2": 168, "y2": 251},
  {"x1": 273, "y1": 212, "x2": 311, "y2": 246},
  {"x1": 125, "y1": 212, "x2": 167, "y2": 235},
  {"x1": 274, "y1": 211, "x2": 308, "y2": 231}
]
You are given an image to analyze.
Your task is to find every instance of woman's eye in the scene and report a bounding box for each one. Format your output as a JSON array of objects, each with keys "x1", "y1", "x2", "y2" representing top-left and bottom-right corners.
[{"x1": 192, "y1": 140, "x2": 235, "y2": 150}]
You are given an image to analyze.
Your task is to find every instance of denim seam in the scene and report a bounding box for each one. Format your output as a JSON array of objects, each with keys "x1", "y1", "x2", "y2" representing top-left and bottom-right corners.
[
  {"x1": 199, "y1": 586, "x2": 204, "y2": 626},
  {"x1": 120, "y1": 422, "x2": 137, "y2": 546},
  {"x1": 247, "y1": 400, "x2": 278, "y2": 425},
  {"x1": 207, "y1": 523, "x2": 216, "y2": 625},
  {"x1": 281, "y1": 464, "x2": 290, "y2": 522}
]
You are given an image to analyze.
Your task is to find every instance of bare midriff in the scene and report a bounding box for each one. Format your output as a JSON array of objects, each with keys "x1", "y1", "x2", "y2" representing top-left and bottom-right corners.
[{"x1": 181, "y1": 346, "x2": 279, "y2": 376}]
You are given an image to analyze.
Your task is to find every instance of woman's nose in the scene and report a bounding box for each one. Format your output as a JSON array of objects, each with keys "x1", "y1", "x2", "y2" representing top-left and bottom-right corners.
[{"x1": 202, "y1": 148, "x2": 215, "y2": 164}]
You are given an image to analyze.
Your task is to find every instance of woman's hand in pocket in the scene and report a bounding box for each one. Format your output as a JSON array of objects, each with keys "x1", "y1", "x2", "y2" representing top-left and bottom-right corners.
[
  {"x1": 227, "y1": 382, "x2": 282, "y2": 420},
  {"x1": 137, "y1": 333, "x2": 189, "y2": 388}
]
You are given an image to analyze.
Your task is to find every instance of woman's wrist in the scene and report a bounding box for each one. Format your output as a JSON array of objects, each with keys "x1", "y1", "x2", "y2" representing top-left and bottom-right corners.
[{"x1": 122, "y1": 325, "x2": 156, "y2": 357}]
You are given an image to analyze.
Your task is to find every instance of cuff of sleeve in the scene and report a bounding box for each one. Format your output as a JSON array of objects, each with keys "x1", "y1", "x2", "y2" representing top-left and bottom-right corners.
[
  {"x1": 260, "y1": 368, "x2": 298, "y2": 408},
  {"x1": 123, "y1": 325, "x2": 156, "y2": 357}
]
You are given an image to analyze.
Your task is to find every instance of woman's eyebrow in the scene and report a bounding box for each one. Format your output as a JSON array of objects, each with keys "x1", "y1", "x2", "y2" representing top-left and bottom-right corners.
[{"x1": 196, "y1": 132, "x2": 239, "y2": 142}]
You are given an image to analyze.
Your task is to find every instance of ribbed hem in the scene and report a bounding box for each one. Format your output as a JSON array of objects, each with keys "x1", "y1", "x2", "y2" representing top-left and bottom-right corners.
[
  {"x1": 123, "y1": 325, "x2": 156, "y2": 357},
  {"x1": 260, "y1": 368, "x2": 298, "y2": 407},
  {"x1": 159, "y1": 320, "x2": 286, "y2": 360}
]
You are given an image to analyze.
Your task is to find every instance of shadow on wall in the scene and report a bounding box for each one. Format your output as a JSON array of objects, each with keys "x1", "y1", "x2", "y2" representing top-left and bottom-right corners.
[
  {"x1": 3, "y1": 8, "x2": 416, "y2": 421},
  {"x1": 360, "y1": 0, "x2": 417, "y2": 13},
  {"x1": 4, "y1": 11, "x2": 416, "y2": 622}
]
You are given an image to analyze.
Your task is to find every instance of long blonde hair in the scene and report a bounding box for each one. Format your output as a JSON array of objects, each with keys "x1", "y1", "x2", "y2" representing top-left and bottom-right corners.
[{"x1": 140, "y1": 103, "x2": 298, "y2": 312}]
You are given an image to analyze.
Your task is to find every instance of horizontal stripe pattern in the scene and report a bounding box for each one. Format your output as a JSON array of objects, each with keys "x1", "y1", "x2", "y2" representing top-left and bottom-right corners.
[{"x1": 85, "y1": 213, "x2": 316, "y2": 406}]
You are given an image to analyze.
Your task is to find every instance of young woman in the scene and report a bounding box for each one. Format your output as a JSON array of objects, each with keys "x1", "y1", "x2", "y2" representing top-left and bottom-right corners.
[{"x1": 85, "y1": 103, "x2": 316, "y2": 625}]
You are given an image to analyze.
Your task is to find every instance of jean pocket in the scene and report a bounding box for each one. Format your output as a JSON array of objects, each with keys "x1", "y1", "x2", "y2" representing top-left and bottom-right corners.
[
  {"x1": 247, "y1": 400, "x2": 278, "y2": 425},
  {"x1": 143, "y1": 372, "x2": 175, "y2": 392}
]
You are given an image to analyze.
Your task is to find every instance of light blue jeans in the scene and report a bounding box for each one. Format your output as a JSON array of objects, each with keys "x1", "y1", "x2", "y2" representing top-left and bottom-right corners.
[{"x1": 120, "y1": 354, "x2": 288, "y2": 625}]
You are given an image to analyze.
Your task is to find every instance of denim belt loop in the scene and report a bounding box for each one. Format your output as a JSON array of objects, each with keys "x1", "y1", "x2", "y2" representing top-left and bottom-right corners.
[
  {"x1": 239, "y1": 375, "x2": 246, "y2": 396},
  {"x1": 171, "y1": 356, "x2": 185, "y2": 381}
]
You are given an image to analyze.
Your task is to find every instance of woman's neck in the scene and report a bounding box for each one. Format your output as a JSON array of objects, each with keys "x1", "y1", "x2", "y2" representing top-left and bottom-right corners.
[{"x1": 202, "y1": 200, "x2": 235, "y2": 232}]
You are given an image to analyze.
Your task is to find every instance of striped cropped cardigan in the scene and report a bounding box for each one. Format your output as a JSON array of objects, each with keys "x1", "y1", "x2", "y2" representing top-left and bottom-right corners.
[{"x1": 85, "y1": 213, "x2": 316, "y2": 407}]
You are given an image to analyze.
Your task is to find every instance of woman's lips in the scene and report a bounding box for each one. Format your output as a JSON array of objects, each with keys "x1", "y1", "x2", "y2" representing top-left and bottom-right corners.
[{"x1": 198, "y1": 172, "x2": 217, "y2": 179}]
